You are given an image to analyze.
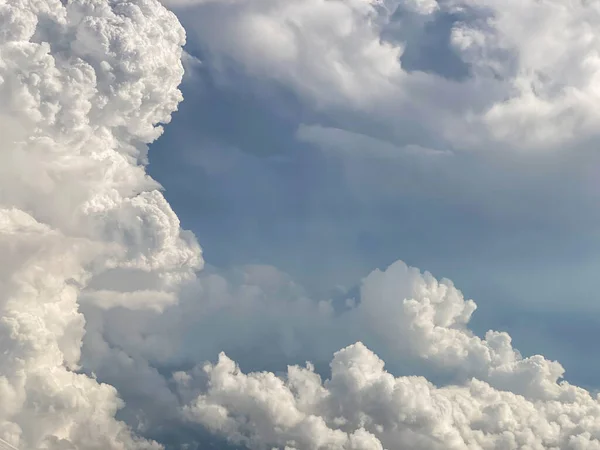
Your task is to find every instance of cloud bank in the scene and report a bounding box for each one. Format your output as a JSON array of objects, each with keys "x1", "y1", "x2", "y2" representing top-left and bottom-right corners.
[
  {"x1": 170, "y1": 262, "x2": 600, "y2": 450},
  {"x1": 183, "y1": 341, "x2": 600, "y2": 450},
  {"x1": 0, "y1": 0, "x2": 200, "y2": 448},
  {"x1": 4, "y1": 0, "x2": 600, "y2": 449},
  {"x1": 168, "y1": 0, "x2": 600, "y2": 152},
  {"x1": 83, "y1": 260, "x2": 600, "y2": 449}
]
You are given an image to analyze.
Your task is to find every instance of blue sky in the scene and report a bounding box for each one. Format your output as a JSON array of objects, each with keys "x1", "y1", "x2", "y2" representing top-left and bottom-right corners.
[{"x1": 146, "y1": 4, "x2": 600, "y2": 393}]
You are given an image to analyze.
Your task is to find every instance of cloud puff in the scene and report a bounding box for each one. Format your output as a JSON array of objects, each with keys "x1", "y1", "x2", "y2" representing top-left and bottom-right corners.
[
  {"x1": 0, "y1": 0, "x2": 201, "y2": 447},
  {"x1": 6, "y1": 0, "x2": 600, "y2": 448},
  {"x1": 182, "y1": 340, "x2": 600, "y2": 450},
  {"x1": 174, "y1": 262, "x2": 600, "y2": 450}
]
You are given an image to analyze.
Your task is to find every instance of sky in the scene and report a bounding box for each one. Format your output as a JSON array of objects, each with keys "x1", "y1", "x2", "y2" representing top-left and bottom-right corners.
[
  {"x1": 3, "y1": 0, "x2": 600, "y2": 449},
  {"x1": 150, "y1": 0, "x2": 600, "y2": 386}
]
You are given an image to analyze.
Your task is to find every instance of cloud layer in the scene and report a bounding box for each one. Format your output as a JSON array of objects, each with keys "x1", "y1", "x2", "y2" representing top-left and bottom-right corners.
[
  {"x1": 4, "y1": 0, "x2": 600, "y2": 449},
  {"x1": 167, "y1": 0, "x2": 600, "y2": 152}
]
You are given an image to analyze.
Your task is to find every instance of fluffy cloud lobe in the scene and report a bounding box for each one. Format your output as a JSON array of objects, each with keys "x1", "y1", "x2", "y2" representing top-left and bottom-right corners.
[
  {"x1": 179, "y1": 262, "x2": 600, "y2": 450},
  {"x1": 183, "y1": 342, "x2": 600, "y2": 450},
  {"x1": 0, "y1": 0, "x2": 201, "y2": 448}
]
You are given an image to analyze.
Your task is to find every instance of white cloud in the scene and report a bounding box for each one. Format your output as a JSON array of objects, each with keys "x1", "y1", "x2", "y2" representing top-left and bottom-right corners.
[
  {"x1": 165, "y1": 0, "x2": 600, "y2": 151},
  {"x1": 182, "y1": 340, "x2": 600, "y2": 450},
  {"x1": 81, "y1": 259, "x2": 600, "y2": 448},
  {"x1": 445, "y1": 0, "x2": 600, "y2": 149},
  {"x1": 165, "y1": 0, "x2": 405, "y2": 108},
  {"x1": 0, "y1": 0, "x2": 201, "y2": 447},
  {"x1": 5, "y1": 0, "x2": 600, "y2": 448},
  {"x1": 164, "y1": 263, "x2": 600, "y2": 450}
]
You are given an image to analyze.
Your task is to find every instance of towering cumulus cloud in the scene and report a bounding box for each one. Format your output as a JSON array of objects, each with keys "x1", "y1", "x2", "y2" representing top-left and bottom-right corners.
[{"x1": 0, "y1": 0, "x2": 201, "y2": 448}]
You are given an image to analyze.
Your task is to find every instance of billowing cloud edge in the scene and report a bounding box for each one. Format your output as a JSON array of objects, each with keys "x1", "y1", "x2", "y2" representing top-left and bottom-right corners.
[
  {"x1": 0, "y1": 0, "x2": 201, "y2": 448},
  {"x1": 176, "y1": 260, "x2": 600, "y2": 450},
  {"x1": 4, "y1": 0, "x2": 600, "y2": 449}
]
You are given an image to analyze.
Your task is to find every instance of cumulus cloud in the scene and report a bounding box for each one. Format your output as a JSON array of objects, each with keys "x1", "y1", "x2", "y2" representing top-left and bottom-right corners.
[
  {"x1": 182, "y1": 340, "x2": 600, "y2": 450},
  {"x1": 80, "y1": 258, "x2": 600, "y2": 449},
  {"x1": 174, "y1": 262, "x2": 600, "y2": 450},
  {"x1": 164, "y1": 0, "x2": 600, "y2": 151},
  {"x1": 0, "y1": 0, "x2": 201, "y2": 448},
  {"x1": 5, "y1": 0, "x2": 600, "y2": 448}
]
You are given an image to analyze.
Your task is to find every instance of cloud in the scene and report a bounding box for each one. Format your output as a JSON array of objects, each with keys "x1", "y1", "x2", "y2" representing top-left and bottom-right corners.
[
  {"x1": 79, "y1": 259, "x2": 600, "y2": 448},
  {"x1": 299, "y1": 122, "x2": 600, "y2": 242},
  {"x1": 181, "y1": 340, "x2": 600, "y2": 450},
  {"x1": 0, "y1": 0, "x2": 201, "y2": 447},
  {"x1": 6, "y1": 0, "x2": 600, "y2": 448},
  {"x1": 172, "y1": 262, "x2": 600, "y2": 450},
  {"x1": 296, "y1": 124, "x2": 453, "y2": 159},
  {"x1": 164, "y1": 0, "x2": 405, "y2": 107},
  {"x1": 165, "y1": 0, "x2": 600, "y2": 151}
]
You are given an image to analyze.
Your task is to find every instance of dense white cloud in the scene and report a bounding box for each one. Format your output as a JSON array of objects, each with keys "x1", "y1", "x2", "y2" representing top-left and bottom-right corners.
[
  {"x1": 181, "y1": 340, "x2": 600, "y2": 450},
  {"x1": 5, "y1": 0, "x2": 600, "y2": 448},
  {"x1": 170, "y1": 263, "x2": 600, "y2": 450},
  {"x1": 0, "y1": 0, "x2": 201, "y2": 448},
  {"x1": 82, "y1": 259, "x2": 600, "y2": 449}
]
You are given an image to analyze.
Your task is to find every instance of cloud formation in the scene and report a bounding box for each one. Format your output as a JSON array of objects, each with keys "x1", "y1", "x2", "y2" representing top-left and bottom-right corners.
[
  {"x1": 167, "y1": 0, "x2": 600, "y2": 151},
  {"x1": 176, "y1": 262, "x2": 600, "y2": 450},
  {"x1": 182, "y1": 340, "x2": 600, "y2": 450},
  {"x1": 5, "y1": 0, "x2": 600, "y2": 449},
  {"x1": 82, "y1": 259, "x2": 600, "y2": 449},
  {"x1": 0, "y1": 0, "x2": 200, "y2": 448}
]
